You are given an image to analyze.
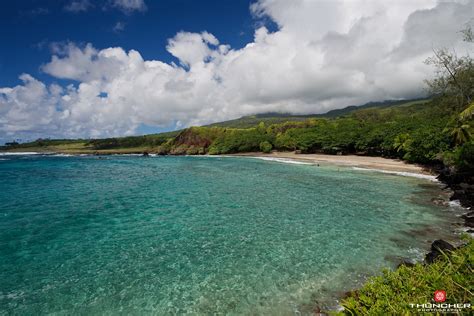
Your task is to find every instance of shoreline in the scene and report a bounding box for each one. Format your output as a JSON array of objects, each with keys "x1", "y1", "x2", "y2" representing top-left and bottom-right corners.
[
  {"x1": 227, "y1": 151, "x2": 434, "y2": 176},
  {"x1": 1, "y1": 150, "x2": 433, "y2": 175}
]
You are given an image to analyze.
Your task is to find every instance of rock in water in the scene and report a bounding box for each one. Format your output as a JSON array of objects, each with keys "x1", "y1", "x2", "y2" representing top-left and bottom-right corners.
[
  {"x1": 142, "y1": 152, "x2": 150, "y2": 157},
  {"x1": 425, "y1": 240, "x2": 455, "y2": 264}
]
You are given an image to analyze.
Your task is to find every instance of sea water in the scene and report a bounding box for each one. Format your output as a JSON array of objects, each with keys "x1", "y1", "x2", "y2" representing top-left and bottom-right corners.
[{"x1": 0, "y1": 155, "x2": 463, "y2": 314}]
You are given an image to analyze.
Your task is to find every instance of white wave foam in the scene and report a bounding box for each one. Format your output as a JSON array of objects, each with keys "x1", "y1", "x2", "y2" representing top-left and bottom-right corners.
[
  {"x1": 448, "y1": 200, "x2": 462, "y2": 208},
  {"x1": 200, "y1": 155, "x2": 314, "y2": 165},
  {"x1": 51, "y1": 153, "x2": 73, "y2": 157},
  {"x1": 0, "y1": 152, "x2": 42, "y2": 156},
  {"x1": 251, "y1": 157, "x2": 314, "y2": 165},
  {"x1": 351, "y1": 167, "x2": 438, "y2": 181},
  {"x1": 461, "y1": 227, "x2": 474, "y2": 236},
  {"x1": 407, "y1": 247, "x2": 425, "y2": 262}
]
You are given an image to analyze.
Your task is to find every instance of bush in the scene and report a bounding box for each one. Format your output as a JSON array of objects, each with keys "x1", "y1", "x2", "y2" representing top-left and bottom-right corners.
[
  {"x1": 341, "y1": 239, "x2": 473, "y2": 315},
  {"x1": 259, "y1": 141, "x2": 273, "y2": 153},
  {"x1": 455, "y1": 141, "x2": 474, "y2": 172}
]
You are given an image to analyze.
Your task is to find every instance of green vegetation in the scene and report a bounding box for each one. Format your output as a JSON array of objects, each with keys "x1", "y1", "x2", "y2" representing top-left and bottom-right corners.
[
  {"x1": 340, "y1": 239, "x2": 474, "y2": 315},
  {"x1": 204, "y1": 99, "x2": 428, "y2": 129},
  {"x1": 3, "y1": 97, "x2": 473, "y2": 169},
  {"x1": 259, "y1": 140, "x2": 273, "y2": 153}
]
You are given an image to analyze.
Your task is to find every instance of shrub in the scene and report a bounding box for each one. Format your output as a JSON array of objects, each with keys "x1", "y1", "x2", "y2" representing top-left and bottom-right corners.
[
  {"x1": 259, "y1": 141, "x2": 273, "y2": 153},
  {"x1": 341, "y1": 239, "x2": 473, "y2": 315}
]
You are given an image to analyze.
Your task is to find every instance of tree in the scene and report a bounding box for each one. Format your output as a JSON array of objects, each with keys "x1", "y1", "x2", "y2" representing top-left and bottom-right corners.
[
  {"x1": 425, "y1": 26, "x2": 474, "y2": 107},
  {"x1": 259, "y1": 141, "x2": 273, "y2": 153},
  {"x1": 425, "y1": 25, "x2": 474, "y2": 147},
  {"x1": 446, "y1": 122, "x2": 471, "y2": 146},
  {"x1": 393, "y1": 133, "x2": 411, "y2": 153},
  {"x1": 459, "y1": 101, "x2": 474, "y2": 121}
]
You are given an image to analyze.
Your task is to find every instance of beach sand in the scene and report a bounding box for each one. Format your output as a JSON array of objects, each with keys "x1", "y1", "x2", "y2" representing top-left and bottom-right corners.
[{"x1": 229, "y1": 152, "x2": 433, "y2": 176}]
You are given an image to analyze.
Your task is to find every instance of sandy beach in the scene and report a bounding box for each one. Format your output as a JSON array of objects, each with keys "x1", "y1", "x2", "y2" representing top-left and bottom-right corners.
[{"x1": 229, "y1": 152, "x2": 433, "y2": 176}]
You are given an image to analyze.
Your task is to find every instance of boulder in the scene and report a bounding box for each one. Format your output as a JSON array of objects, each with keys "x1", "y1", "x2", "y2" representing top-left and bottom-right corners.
[
  {"x1": 465, "y1": 216, "x2": 474, "y2": 227},
  {"x1": 397, "y1": 259, "x2": 416, "y2": 268},
  {"x1": 461, "y1": 211, "x2": 474, "y2": 219},
  {"x1": 425, "y1": 240, "x2": 455, "y2": 264},
  {"x1": 460, "y1": 182, "x2": 471, "y2": 189}
]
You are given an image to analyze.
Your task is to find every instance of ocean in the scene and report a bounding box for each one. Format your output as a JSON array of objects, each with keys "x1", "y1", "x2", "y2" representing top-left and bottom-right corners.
[{"x1": 0, "y1": 154, "x2": 462, "y2": 314}]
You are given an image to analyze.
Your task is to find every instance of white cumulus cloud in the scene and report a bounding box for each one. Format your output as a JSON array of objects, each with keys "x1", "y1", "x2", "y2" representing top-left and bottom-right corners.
[{"x1": 1, "y1": 0, "x2": 473, "y2": 142}]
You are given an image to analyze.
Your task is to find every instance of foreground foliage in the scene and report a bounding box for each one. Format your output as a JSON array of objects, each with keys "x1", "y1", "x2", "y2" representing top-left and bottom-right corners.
[{"x1": 340, "y1": 239, "x2": 474, "y2": 315}]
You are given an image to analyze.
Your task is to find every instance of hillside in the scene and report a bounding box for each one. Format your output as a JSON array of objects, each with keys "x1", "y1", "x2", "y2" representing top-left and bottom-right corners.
[
  {"x1": 1, "y1": 96, "x2": 473, "y2": 180},
  {"x1": 205, "y1": 98, "x2": 429, "y2": 129},
  {"x1": 1, "y1": 98, "x2": 430, "y2": 154}
]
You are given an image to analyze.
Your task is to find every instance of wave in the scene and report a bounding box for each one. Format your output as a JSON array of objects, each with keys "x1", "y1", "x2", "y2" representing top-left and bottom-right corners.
[
  {"x1": 200, "y1": 155, "x2": 314, "y2": 165},
  {"x1": 0, "y1": 152, "x2": 42, "y2": 156},
  {"x1": 407, "y1": 247, "x2": 425, "y2": 262},
  {"x1": 248, "y1": 156, "x2": 314, "y2": 165},
  {"x1": 448, "y1": 200, "x2": 463, "y2": 208},
  {"x1": 351, "y1": 167, "x2": 438, "y2": 181},
  {"x1": 461, "y1": 227, "x2": 474, "y2": 236}
]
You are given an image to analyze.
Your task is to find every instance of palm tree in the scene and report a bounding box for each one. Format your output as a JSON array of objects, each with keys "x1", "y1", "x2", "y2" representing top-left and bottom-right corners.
[
  {"x1": 459, "y1": 102, "x2": 474, "y2": 121},
  {"x1": 394, "y1": 133, "x2": 410, "y2": 152},
  {"x1": 447, "y1": 123, "x2": 471, "y2": 146},
  {"x1": 443, "y1": 102, "x2": 474, "y2": 146}
]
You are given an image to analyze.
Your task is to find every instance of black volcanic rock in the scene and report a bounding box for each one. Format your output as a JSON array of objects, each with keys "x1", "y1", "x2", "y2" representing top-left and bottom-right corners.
[
  {"x1": 464, "y1": 216, "x2": 474, "y2": 227},
  {"x1": 397, "y1": 259, "x2": 416, "y2": 268},
  {"x1": 425, "y1": 240, "x2": 455, "y2": 264}
]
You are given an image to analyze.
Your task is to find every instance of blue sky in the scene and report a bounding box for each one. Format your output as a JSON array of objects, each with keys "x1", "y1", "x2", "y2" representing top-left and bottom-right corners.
[
  {"x1": 0, "y1": 0, "x2": 471, "y2": 143},
  {"x1": 0, "y1": 0, "x2": 264, "y2": 87}
]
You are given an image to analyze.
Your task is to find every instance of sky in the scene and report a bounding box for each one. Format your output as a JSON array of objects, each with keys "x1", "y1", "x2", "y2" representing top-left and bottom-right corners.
[{"x1": 0, "y1": 0, "x2": 473, "y2": 143}]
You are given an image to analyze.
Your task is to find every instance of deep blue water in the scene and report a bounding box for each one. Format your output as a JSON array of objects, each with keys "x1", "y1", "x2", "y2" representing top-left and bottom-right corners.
[{"x1": 0, "y1": 154, "x2": 461, "y2": 314}]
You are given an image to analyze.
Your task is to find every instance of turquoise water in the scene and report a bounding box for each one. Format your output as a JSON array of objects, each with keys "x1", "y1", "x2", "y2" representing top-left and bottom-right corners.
[{"x1": 0, "y1": 155, "x2": 461, "y2": 315}]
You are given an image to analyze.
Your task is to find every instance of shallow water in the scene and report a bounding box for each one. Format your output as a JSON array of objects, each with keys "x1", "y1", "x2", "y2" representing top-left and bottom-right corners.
[{"x1": 0, "y1": 155, "x2": 462, "y2": 314}]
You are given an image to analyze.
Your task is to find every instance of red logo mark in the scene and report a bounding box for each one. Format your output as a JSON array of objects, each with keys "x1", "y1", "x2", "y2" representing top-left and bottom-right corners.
[{"x1": 434, "y1": 290, "x2": 446, "y2": 302}]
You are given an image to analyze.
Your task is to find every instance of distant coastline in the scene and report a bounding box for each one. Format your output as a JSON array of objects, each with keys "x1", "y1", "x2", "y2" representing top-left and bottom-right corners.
[{"x1": 0, "y1": 149, "x2": 433, "y2": 175}]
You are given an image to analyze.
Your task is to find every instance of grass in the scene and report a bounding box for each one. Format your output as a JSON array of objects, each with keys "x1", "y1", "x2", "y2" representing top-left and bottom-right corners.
[{"x1": 339, "y1": 238, "x2": 474, "y2": 315}]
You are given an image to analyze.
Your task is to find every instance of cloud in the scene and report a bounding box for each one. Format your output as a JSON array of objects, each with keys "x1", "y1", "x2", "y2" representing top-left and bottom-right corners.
[
  {"x1": 64, "y1": 0, "x2": 93, "y2": 13},
  {"x1": 166, "y1": 31, "x2": 220, "y2": 67},
  {"x1": 1, "y1": 0, "x2": 473, "y2": 142},
  {"x1": 113, "y1": 21, "x2": 126, "y2": 32},
  {"x1": 27, "y1": 7, "x2": 50, "y2": 16},
  {"x1": 110, "y1": 0, "x2": 147, "y2": 13}
]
